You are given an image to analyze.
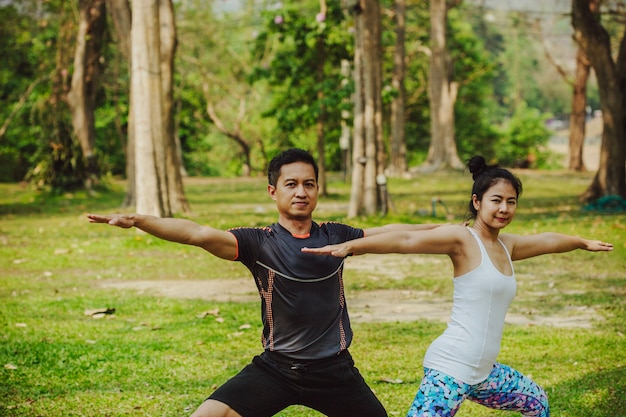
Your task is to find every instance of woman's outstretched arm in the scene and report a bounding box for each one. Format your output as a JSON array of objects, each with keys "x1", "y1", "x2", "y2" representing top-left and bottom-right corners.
[
  {"x1": 501, "y1": 232, "x2": 613, "y2": 261},
  {"x1": 302, "y1": 224, "x2": 465, "y2": 257}
]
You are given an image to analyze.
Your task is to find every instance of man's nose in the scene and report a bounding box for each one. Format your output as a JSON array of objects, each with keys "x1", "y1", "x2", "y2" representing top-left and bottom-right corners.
[{"x1": 295, "y1": 184, "x2": 307, "y2": 195}]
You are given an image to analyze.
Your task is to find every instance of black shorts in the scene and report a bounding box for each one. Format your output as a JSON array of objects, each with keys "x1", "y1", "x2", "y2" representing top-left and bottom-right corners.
[{"x1": 207, "y1": 350, "x2": 388, "y2": 417}]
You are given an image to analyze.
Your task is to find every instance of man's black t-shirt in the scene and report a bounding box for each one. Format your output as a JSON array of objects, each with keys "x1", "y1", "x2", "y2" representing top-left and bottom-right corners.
[{"x1": 228, "y1": 221, "x2": 363, "y2": 360}]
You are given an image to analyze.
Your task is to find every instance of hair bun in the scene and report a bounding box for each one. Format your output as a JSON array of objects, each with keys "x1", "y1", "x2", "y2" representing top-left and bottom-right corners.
[{"x1": 468, "y1": 155, "x2": 489, "y2": 180}]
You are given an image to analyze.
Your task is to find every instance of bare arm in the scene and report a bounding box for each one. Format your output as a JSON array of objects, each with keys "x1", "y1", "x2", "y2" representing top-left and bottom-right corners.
[
  {"x1": 86, "y1": 213, "x2": 237, "y2": 260},
  {"x1": 363, "y1": 222, "x2": 446, "y2": 237},
  {"x1": 302, "y1": 224, "x2": 465, "y2": 257},
  {"x1": 501, "y1": 232, "x2": 613, "y2": 261}
]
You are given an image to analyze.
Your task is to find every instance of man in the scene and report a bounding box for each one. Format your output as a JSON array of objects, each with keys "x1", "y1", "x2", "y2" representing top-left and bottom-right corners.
[{"x1": 88, "y1": 148, "x2": 438, "y2": 417}]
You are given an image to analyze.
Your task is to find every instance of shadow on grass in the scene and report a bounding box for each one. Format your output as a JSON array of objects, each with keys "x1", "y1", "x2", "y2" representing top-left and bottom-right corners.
[{"x1": 549, "y1": 366, "x2": 626, "y2": 416}]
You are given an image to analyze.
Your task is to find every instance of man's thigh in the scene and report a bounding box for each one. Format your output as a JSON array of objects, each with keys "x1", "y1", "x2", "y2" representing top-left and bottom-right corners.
[
  {"x1": 298, "y1": 353, "x2": 388, "y2": 417},
  {"x1": 207, "y1": 355, "x2": 297, "y2": 417}
]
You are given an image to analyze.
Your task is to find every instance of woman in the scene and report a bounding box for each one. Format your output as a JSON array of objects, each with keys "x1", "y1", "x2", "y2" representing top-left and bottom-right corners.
[{"x1": 302, "y1": 156, "x2": 613, "y2": 417}]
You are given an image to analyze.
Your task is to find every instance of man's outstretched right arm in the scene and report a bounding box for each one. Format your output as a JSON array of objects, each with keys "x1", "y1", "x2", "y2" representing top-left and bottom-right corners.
[{"x1": 86, "y1": 213, "x2": 237, "y2": 260}]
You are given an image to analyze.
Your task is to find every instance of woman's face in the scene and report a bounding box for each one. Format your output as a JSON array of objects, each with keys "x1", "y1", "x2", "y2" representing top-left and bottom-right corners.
[{"x1": 472, "y1": 179, "x2": 518, "y2": 230}]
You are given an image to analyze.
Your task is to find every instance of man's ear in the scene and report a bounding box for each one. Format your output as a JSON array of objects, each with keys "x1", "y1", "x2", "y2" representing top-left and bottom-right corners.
[{"x1": 268, "y1": 184, "x2": 277, "y2": 200}]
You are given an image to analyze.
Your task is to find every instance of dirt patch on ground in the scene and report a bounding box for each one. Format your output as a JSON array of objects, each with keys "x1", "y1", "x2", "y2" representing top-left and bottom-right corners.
[{"x1": 99, "y1": 277, "x2": 601, "y2": 328}]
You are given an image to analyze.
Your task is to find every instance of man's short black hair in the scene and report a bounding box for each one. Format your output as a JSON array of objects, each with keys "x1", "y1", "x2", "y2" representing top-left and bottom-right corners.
[{"x1": 267, "y1": 148, "x2": 319, "y2": 186}]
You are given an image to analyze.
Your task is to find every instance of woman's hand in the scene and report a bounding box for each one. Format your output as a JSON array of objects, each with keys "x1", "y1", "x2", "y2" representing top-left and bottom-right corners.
[
  {"x1": 302, "y1": 244, "x2": 351, "y2": 258},
  {"x1": 584, "y1": 239, "x2": 613, "y2": 252}
]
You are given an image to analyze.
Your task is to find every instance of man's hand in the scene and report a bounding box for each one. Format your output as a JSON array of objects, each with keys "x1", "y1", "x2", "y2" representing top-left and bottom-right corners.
[{"x1": 87, "y1": 213, "x2": 136, "y2": 229}]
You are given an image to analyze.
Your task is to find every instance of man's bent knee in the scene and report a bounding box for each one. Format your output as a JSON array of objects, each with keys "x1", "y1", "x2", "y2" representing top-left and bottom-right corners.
[{"x1": 189, "y1": 399, "x2": 242, "y2": 417}]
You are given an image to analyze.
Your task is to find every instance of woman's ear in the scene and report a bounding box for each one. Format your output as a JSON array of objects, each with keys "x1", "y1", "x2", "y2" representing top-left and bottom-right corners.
[{"x1": 472, "y1": 194, "x2": 480, "y2": 212}]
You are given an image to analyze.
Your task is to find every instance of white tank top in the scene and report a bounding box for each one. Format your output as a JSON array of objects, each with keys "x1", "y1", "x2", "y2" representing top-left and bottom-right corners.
[{"x1": 423, "y1": 227, "x2": 517, "y2": 384}]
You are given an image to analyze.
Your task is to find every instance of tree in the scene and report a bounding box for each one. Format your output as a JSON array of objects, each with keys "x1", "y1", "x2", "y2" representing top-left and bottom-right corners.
[
  {"x1": 1, "y1": 0, "x2": 104, "y2": 189},
  {"x1": 420, "y1": 0, "x2": 464, "y2": 172},
  {"x1": 388, "y1": 0, "x2": 408, "y2": 177},
  {"x1": 572, "y1": 0, "x2": 626, "y2": 201},
  {"x1": 569, "y1": 46, "x2": 591, "y2": 171},
  {"x1": 347, "y1": 0, "x2": 386, "y2": 216},
  {"x1": 159, "y1": 0, "x2": 189, "y2": 214},
  {"x1": 36, "y1": 1, "x2": 86, "y2": 190},
  {"x1": 174, "y1": 0, "x2": 271, "y2": 178},
  {"x1": 538, "y1": 10, "x2": 594, "y2": 172},
  {"x1": 110, "y1": 0, "x2": 188, "y2": 214},
  {"x1": 252, "y1": 0, "x2": 353, "y2": 195},
  {"x1": 64, "y1": 0, "x2": 107, "y2": 190},
  {"x1": 106, "y1": 0, "x2": 136, "y2": 206},
  {"x1": 131, "y1": 0, "x2": 188, "y2": 217}
]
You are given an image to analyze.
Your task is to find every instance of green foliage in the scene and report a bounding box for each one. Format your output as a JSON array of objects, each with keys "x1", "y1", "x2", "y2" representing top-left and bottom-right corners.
[
  {"x1": 0, "y1": 1, "x2": 126, "y2": 188},
  {"x1": 250, "y1": 1, "x2": 354, "y2": 169},
  {"x1": 175, "y1": 1, "x2": 276, "y2": 177},
  {"x1": 497, "y1": 102, "x2": 553, "y2": 168},
  {"x1": 0, "y1": 4, "x2": 55, "y2": 182},
  {"x1": 448, "y1": 7, "x2": 502, "y2": 163},
  {"x1": 383, "y1": 0, "x2": 431, "y2": 160},
  {"x1": 0, "y1": 0, "x2": 616, "y2": 193}
]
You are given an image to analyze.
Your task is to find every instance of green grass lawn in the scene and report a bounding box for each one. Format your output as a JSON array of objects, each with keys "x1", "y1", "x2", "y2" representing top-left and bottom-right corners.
[{"x1": 1, "y1": 170, "x2": 625, "y2": 416}]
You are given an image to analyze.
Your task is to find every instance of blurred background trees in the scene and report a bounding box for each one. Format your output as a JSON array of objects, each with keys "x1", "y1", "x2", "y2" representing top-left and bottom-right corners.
[{"x1": 1, "y1": 0, "x2": 624, "y2": 213}]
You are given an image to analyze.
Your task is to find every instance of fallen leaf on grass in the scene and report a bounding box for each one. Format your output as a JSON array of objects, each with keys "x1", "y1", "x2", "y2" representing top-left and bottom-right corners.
[
  {"x1": 4, "y1": 364, "x2": 18, "y2": 370},
  {"x1": 84, "y1": 307, "x2": 116, "y2": 318},
  {"x1": 380, "y1": 377, "x2": 404, "y2": 384},
  {"x1": 196, "y1": 308, "x2": 220, "y2": 319}
]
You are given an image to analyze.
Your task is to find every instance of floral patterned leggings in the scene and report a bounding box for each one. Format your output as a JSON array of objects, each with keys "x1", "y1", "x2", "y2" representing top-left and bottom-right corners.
[{"x1": 406, "y1": 363, "x2": 549, "y2": 417}]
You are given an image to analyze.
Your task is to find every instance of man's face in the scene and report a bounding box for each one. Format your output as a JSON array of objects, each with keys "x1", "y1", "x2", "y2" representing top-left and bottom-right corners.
[{"x1": 268, "y1": 161, "x2": 319, "y2": 220}]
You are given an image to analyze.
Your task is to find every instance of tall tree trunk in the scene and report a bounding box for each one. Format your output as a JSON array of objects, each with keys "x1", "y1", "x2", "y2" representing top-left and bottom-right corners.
[
  {"x1": 160, "y1": 0, "x2": 190, "y2": 214},
  {"x1": 64, "y1": 0, "x2": 107, "y2": 189},
  {"x1": 348, "y1": 0, "x2": 385, "y2": 217},
  {"x1": 572, "y1": 0, "x2": 626, "y2": 201},
  {"x1": 339, "y1": 59, "x2": 352, "y2": 182},
  {"x1": 539, "y1": 17, "x2": 589, "y2": 172},
  {"x1": 316, "y1": 32, "x2": 328, "y2": 197},
  {"x1": 132, "y1": 0, "x2": 169, "y2": 217},
  {"x1": 569, "y1": 47, "x2": 590, "y2": 171},
  {"x1": 389, "y1": 0, "x2": 407, "y2": 177},
  {"x1": 348, "y1": 3, "x2": 365, "y2": 218},
  {"x1": 46, "y1": 7, "x2": 79, "y2": 189},
  {"x1": 421, "y1": 0, "x2": 463, "y2": 172},
  {"x1": 106, "y1": 0, "x2": 135, "y2": 207}
]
